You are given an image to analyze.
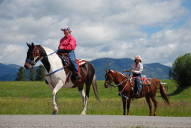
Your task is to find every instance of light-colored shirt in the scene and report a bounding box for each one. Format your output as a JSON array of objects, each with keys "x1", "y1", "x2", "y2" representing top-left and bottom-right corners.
[{"x1": 131, "y1": 62, "x2": 143, "y2": 74}]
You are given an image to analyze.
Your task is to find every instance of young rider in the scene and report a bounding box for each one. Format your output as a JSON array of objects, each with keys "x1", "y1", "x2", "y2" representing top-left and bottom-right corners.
[{"x1": 124, "y1": 56, "x2": 143, "y2": 96}]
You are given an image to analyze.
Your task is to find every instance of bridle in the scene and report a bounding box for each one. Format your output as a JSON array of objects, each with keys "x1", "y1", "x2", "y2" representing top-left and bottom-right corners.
[
  {"x1": 105, "y1": 70, "x2": 130, "y2": 87},
  {"x1": 25, "y1": 45, "x2": 64, "y2": 76},
  {"x1": 105, "y1": 70, "x2": 134, "y2": 99},
  {"x1": 26, "y1": 46, "x2": 42, "y2": 66},
  {"x1": 26, "y1": 46, "x2": 56, "y2": 66}
]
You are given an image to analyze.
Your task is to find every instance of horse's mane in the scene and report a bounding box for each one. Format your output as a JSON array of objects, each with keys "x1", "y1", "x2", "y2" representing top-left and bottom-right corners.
[
  {"x1": 40, "y1": 45, "x2": 55, "y2": 53},
  {"x1": 109, "y1": 69, "x2": 126, "y2": 79}
]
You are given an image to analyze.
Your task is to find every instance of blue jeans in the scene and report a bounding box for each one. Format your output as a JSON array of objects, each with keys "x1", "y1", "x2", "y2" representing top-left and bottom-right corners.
[
  {"x1": 133, "y1": 73, "x2": 142, "y2": 94},
  {"x1": 57, "y1": 49, "x2": 78, "y2": 72}
]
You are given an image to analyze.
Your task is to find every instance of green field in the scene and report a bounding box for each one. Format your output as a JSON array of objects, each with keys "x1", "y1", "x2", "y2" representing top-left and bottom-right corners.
[{"x1": 0, "y1": 80, "x2": 191, "y2": 116}]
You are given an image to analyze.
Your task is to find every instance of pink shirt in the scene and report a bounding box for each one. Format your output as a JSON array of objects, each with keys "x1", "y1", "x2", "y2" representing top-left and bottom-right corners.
[{"x1": 58, "y1": 34, "x2": 76, "y2": 50}]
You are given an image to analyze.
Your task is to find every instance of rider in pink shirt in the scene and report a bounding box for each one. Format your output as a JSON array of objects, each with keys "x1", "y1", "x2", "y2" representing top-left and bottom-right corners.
[
  {"x1": 57, "y1": 26, "x2": 81, "y2": 80},
  {"x1": 58, "y1": 33, "x2": 76, "y2": 50}
]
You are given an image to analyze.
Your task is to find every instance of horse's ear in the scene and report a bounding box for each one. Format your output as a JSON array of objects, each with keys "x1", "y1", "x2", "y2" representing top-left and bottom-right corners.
[
  {"x1": 31, "y1": 42, "x2": 34, "y2": 48},
  {"x1": 105, "y1": 69, "x2": 110, "y2": 73},
  {"x1": 26, "y1": 42, "x2": 30, "y2": 47}
]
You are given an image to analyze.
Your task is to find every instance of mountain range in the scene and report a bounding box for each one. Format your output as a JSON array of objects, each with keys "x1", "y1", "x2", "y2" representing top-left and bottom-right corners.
[
  {"x1": 0, "y1": 63, "x2": 20, "y2": 81},
  {"x1": 91, "y1": 58, "x2": 170, "y2": 80},
  {"x1": 0, "y1": 58, "x2": 170, "y2": 81}
]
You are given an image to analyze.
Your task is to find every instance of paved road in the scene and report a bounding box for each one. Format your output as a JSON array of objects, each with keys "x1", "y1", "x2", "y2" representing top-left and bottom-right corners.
[{"x1": 0, "y1": 115, "x2": 191, "y2": 128}]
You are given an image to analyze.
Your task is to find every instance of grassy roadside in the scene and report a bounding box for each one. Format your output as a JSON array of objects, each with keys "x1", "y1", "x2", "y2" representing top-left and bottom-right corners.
[{"x1": 0, "y1": 80, "x2": 190, "y2": 116}]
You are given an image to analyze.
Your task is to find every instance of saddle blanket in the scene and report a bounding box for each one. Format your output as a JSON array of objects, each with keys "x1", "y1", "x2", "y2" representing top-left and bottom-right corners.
[
  {"x1": 76, "y1": 59, "x2": 87, "y2": 66},
  {"x1": 141, "y1": 77, "x2": 151, "y2": 85}
]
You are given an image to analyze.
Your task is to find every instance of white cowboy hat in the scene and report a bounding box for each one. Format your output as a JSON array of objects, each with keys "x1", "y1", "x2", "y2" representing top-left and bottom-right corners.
[
  {"x1": 61, "y1": 26, "x2": 72, "y2": 32},
  {"x1": 134, "y1": 55, "x2": 142, "y2": 62}
]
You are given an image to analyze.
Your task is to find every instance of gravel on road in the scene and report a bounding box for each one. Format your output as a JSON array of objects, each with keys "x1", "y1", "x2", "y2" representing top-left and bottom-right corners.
[{"x1": 0, "y1": 115, "x2": 191, "y2": 128}]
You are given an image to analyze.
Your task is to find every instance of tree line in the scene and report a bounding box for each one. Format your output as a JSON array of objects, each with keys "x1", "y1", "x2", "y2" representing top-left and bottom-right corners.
[
  {"x1": 16, "y1": 53, "x2": 191, "y2": 89},
  {"x1": 16, "y1": 65, "x2": 45, "y2": 81}
]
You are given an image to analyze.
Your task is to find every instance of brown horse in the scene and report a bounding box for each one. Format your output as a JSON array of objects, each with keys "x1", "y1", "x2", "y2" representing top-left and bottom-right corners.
[{"x1": 104, "y1": 69, "x2": 170, "y2": 116}]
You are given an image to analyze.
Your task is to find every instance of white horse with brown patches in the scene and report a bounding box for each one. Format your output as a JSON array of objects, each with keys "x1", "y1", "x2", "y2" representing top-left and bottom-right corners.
[{"x1": 24, "y1": 43, "x2": 99, "y2": 115}]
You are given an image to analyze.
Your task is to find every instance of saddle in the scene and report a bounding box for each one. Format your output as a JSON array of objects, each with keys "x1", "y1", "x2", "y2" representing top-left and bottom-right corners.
[
  {"x1": 129, "y1": 76, "x2": 151, "y2": 87},
  {"x1": 57, "y1": 53, "x2": 86, "y2": 68},
  {"x1": 129, "y1": 76, "x2": 151, "y2": 97},
  {"x1": 57, "y1": 53, "x2": 71, "y2": 67},
  {"x1": 57, "y1": 52, "x2": 87, "y2": 84}
]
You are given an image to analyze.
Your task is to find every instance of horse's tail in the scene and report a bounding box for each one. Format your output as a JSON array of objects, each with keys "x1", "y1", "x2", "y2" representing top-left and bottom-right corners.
[
  {"x1": 92, "y1": 74, "x2": 100, "y2": 101},
  {"x1": 159, "y1": 82, "x2": 170, "y2": 105}
]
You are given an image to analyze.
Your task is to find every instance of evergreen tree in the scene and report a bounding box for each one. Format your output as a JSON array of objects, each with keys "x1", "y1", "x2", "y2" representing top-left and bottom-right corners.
[
  {"x1": 16, "y1": 67, "x2": 25, "y2": 81},
  {"x1": 29, "y1": 68, "x2": 36, "y2": 81},
  {"x1": 36, "y1": 65, "x2": 45, "y2": 81}
]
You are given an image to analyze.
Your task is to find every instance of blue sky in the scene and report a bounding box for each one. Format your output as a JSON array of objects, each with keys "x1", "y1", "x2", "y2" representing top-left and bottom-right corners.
[{"x1": 0, "y1": 0, "x2": 191, "y2": 66}]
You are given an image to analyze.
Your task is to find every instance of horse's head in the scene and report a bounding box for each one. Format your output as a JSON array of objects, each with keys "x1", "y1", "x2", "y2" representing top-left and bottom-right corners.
[
  {"x1": 24, "y1": 43, "x2": 42, "y2": 69},
  {"x1": 104, "y1": 69, "x2": 116, "y2": 88}
]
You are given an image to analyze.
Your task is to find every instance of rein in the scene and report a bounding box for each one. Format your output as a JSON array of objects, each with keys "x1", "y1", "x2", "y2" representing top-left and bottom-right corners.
[
  {"x1": 114, "y1": 72, "x2": 129, "y2": 86},
  {"x1": 28, "y1": 50, "x2": 65, "y2": 76},
  {"x1": 114, "y1": 76, "x2": 128, "y2": 87},
  {"x1": 41, "y1": 50, "x2": 65, "y2": 76},
  {"x1": 39, "y1": 51, "x2": 57, "y2": 62},
  {"x1": 26, "y1": 51, "x2": 57, "y2": 65},
  {"x1": 46, "y1": 67, "x2": 64, "y2": 76},
  {"x1": 109, "y1": 71, "x2": 133, "y2": 99}
]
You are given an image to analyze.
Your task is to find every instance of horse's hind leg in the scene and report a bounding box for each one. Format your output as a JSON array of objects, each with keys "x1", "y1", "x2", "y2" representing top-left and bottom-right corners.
[
  {"x1": 145, "y1": 96, "x2": 152, "y2": 116},
  {"x1": 126, "y1": 98, "x2": 131, "y2": 115},
  {"x1": 79, "y1": 87, "x2": 85, "y2": 107},
  {"x1": 122, "y1": 97, "x2": 127, "y2": 115},
  {"x1": 79, "y1": 86, "x2": 88, "y2": 115},
  {"x1": 52, "y1": 80, "x2": 63, "y2": 114},
  {"x1": 79, "y1": 78, "x2": 92, "y2": 115},
  {"x1": 151, "y1": 97, "x2": 157, "y2": 116}
]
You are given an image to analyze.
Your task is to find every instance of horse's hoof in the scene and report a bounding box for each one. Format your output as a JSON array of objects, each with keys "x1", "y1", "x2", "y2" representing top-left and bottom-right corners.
[
  {"x1": 81, "y1": 111, "x2": 86, "y2": 115},
  {"x1": 52, "y1": 111, "x2": 57, "y2": 115}
]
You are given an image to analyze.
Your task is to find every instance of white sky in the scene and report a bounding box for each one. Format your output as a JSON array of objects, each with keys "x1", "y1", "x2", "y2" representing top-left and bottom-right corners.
[{"x1": 0, "y1": 0, "x2": 191, "y2": 66}]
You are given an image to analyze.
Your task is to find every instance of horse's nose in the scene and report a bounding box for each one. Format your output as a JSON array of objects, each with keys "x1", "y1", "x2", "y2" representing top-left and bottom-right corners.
[
  {"x1": 24, "y1": 62, "x2": 31, "y2": 69},
  {"x1": 24, "y1": 63, "x2": 28, "y2": 69}
]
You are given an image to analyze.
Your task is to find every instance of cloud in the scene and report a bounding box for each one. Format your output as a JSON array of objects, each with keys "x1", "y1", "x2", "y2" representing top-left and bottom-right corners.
[
  {"x1": 0, "y1": 44, "x2": 26, "y2": 65},
  {"x1": 0, "y1": 0, "x2": 190, "y2": 66}
]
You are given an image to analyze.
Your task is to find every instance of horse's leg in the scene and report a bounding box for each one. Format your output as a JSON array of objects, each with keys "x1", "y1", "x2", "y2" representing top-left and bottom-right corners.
[
  {"x1": 145, "y1": 96, "x2": 152, "y2": 116},
  {"x1": 126, "y1": 98, "x2": 131, "y2": 115},
  {"x1": 79, "y1": 87, "x2": 88, "y2": 115},
  {"x1": 79, "y1": 87, "x2": 85, "y2": 107},
  {"x1": 151, "y1": 97, "x2": 157, "y2": 116},
  {"x1": 122, "y1": 97, "x2": 127, "y2": 115},
  {"x1": 80, "y1": 79, "x2": 92, "y2": 115},
  {"x1": 52, "y1": 80, "x2": 63, "y2": 115}
]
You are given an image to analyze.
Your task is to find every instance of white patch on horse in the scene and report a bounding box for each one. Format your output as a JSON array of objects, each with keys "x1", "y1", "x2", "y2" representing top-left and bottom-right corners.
[{"x1": 63, "y1": 80, "x2": 74, "y2": 88}]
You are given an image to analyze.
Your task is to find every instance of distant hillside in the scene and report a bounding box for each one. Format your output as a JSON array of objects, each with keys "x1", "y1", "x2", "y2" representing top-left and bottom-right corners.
[
  {"x1": 0, "y1": 63, "x2": 43, "y2": 81},
  {"x1": 90, "y1": 58, "x2": 171, "y2": 80},
  {"x1": 0, "y1": 58, "x2": 171, "y2": 81},
  {"x1": 0, "y1": 63, "x2": 20, "y2": 81}
]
